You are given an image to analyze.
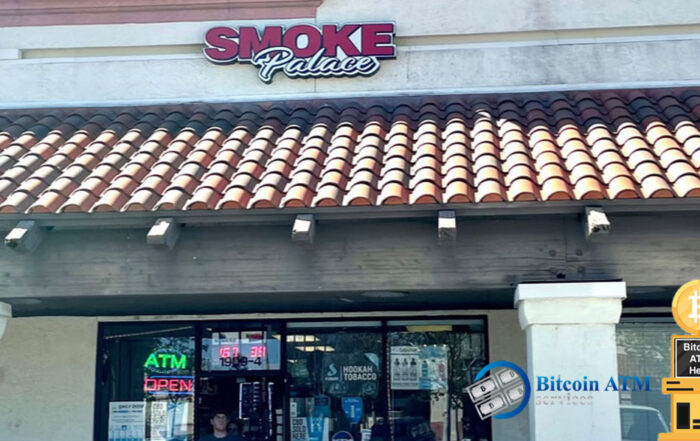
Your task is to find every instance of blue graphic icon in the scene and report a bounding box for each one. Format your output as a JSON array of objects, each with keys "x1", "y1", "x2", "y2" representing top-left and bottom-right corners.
[{"x1": 473, "y1": 360, "x2": 531, "y2": 420}]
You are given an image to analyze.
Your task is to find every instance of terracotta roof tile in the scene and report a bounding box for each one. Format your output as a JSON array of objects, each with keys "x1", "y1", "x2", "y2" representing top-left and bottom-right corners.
[{"x1": 4, "y1": 89, "x2": 700, "y2": 215}]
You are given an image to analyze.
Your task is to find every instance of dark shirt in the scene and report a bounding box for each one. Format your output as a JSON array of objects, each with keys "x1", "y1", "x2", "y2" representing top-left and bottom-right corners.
[{"x1": 198, "y1": 433, "x2": 245, "y2": 441}]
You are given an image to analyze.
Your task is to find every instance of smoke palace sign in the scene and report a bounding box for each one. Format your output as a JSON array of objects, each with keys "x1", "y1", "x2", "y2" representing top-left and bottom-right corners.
[{"x1": 203, "y1": 23, "x2": 396, "y2": 83}]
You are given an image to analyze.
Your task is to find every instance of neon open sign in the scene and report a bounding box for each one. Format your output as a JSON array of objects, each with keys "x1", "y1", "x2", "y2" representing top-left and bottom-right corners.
[
  {"x1": 203, "y1": 23, "x2": 396, "y2": 83},
  {"x1": 144, "y1": 376, "x2": 194, "y2": 395}
]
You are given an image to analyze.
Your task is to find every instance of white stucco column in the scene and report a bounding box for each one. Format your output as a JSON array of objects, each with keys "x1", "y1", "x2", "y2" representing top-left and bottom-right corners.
[
  {"x1": 0, "y1": 302, "x2": 11, "y2": 341},
  {"x1": 515, "y1": 281, "x2": 626, "y2": 441}
]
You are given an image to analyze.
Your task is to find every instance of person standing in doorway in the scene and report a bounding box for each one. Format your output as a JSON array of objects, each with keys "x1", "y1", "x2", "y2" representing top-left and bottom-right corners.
[{"x1": 199, "y1": 410, "x2": 245, "y2": 441}]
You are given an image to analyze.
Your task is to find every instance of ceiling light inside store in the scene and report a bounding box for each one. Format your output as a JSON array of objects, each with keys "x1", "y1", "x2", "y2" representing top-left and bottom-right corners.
[
  {"x1": 296, "y1": 345, "x2": 335, "y2": 352},
  {"x1": 287, "y1": 335, "x2": 320, "y2": 343}
]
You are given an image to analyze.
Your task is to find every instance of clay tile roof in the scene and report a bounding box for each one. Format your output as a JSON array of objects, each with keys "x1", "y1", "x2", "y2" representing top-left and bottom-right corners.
[{"x1": 3, "y1": 88, "x2": 700, "y2": 215}]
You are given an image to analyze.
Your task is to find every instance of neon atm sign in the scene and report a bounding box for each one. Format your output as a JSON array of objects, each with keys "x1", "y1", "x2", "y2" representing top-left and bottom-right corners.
[
  {"x1": 203, "y1": 23, "x2": 396, "y2": 83},
  {"x1": 144, "y1": 349, "x2": 188, "y2": 374}
]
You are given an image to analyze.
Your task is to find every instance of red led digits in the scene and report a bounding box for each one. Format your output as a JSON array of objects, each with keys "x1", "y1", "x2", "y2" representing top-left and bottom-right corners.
[
  {"x1": 218, "y1": 346, "x2": 240, "y2": 358},
  {"x1": 250, "y1": 345, "x2": 266, "y2": 358},
  {"x1": 216, "y1": 344, "x2": 267, "y2": 369}
]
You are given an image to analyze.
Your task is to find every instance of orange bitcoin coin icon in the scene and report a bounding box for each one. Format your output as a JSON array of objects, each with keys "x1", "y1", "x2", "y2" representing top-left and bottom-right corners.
[{"x1": 672, "y1": 280, "x2": 700, "y2": 335}]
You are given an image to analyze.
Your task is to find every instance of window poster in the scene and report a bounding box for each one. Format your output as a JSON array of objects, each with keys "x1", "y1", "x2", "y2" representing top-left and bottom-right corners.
[
  {"x1": 291, "y1": 417, "x2": 308, "y2": 441},
  {"x1": 341, "y1": 397, "x2": 363, "y2": 424},
  {"x1": 291, "y1": 417, "x2": 329, "y2": 441},
  {"x1": 390, "y1": 346, "x2": 448, "y2": 390},
  {"x1": 313, "y1": 395, "x2": 331, "y2": 417},
  {"x1": 150, "y1": 402, "x2": 167, "y2": 441},
  {"x1": 321, "y1": 353, "x2": 380, "y2": 396},
  {"x1": 149, "y1": 401, "x2": 190, "y2": 441},
  {"x1": 108, "y1": 401, "x2": 146, "y2": 441},
  {"x1": 308, "y1": 416, "x2": 330, "y2": 441}
]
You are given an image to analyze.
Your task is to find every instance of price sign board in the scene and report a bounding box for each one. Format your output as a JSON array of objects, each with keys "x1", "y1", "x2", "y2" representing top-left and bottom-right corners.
[{"x1": 202, "y1": 332, "x2": 281, "y2": 371}]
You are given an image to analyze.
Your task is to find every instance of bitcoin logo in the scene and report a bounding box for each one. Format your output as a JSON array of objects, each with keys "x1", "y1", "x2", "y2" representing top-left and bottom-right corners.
[{"x1": 672, "y1": 280, "x2": 700, "y2": 335}]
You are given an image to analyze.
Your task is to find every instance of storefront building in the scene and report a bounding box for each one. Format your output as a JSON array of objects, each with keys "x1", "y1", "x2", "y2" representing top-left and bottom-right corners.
[{"x1": 1, "y1": 1, "x2": 700, "y2": 441}]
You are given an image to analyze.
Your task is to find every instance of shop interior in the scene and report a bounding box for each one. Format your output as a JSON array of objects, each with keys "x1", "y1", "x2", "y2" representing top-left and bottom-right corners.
[{"x1": 97, "y1": 318, "x2": 490, "y2": 441}]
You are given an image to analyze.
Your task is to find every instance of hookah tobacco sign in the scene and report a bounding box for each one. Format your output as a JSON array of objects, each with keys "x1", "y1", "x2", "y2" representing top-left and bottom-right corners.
[{"x1": 203, "y1": 23, "x2": 396, "y2": 83}]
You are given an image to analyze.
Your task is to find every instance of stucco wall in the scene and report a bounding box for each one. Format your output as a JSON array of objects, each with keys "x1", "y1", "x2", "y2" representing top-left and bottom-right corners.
[
  {"x1": 318, "y1": 0, "x2": 700, "y2": 35},
  {"x1": 488, "y1": 310, "x2": 528, "y2": 441},
  {"x1": 1, "y1": 0, "x2": 700, "y2": 107},
  {"x1": 0, "y1": 316, "x2": 98, "y2": 441}
]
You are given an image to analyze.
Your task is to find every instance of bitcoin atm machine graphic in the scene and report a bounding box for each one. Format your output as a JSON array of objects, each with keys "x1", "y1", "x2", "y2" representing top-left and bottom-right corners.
[{"x1": 660, "y1": 280, "x2": 700, "y2": 440}]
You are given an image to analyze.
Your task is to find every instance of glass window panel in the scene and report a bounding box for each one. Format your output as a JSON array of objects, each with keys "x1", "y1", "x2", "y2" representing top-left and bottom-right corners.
[
  {"x1": 287, "y1": 329, "x2": 384, "y2": 441},
  {"x1": 388, "y1": 322, "x2": 489, "y2": 441},
  {"x1": 99, "y1": 324, "x2": 195, "y2": 441},
  {"x1": 616, "y1": 320, "x2": 678, "y2": 441}
]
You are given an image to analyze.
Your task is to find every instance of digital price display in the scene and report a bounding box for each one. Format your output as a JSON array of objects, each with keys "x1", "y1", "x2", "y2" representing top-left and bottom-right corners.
[
  {"x1": 217, "y1": 344, "x2": 268, "y2": 368},
  {"x1": 202, "y1": 336, "x2": 281, "y2": 371}
]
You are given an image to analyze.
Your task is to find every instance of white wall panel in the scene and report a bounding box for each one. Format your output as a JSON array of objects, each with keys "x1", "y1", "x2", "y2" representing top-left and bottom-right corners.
[{"x1": 2, "y1": 39, "x2": 700, "y2": 107}]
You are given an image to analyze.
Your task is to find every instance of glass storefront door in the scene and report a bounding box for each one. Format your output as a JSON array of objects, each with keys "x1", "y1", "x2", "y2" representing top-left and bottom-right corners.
[
  {"x1": 387, "y1": 320, "x2": 488, "y2": 441},
  {"x1": 198, "y1": 375, "x2": 284, "y2": 441},
  {"x1": 198, "y1": 323, "x2": 284, "y2": 441},
  {"x1": 96, "y1": 316, "x2": 488, "y2": 441},
  {"x1": 286, "y1": 322, "x2": 384, "y2": 441}
]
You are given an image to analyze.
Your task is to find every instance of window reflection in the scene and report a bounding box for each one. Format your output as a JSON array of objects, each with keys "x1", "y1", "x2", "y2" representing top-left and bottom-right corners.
[
  {"x1": 617, "y1": 321, "x2": 678, "y2": 441},
  {"x1": 388, "y1": 323, "x2": 488, "y2": 441},
  {"x1": 100, "y1": 325, "x2": 195, "y2": 441}
]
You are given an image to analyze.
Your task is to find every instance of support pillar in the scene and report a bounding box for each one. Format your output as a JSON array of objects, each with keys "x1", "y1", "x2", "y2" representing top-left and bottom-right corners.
[
  {"x1": 0, "y1": 301, "x2": 10, "y2": 341},
  {"x1": 515, "y1": 281, "x2": 626, "y2": 441}
]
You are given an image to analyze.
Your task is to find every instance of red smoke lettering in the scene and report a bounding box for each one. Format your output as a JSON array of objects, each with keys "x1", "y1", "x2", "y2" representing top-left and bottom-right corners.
[
  {"x1": 204, "y1": 27, "x2": 239, "y2": 62},
  {"x1": 284, "y1": 25, "x2": 323, "y2": 58},
  {"x1": 239, "y1": 26, "x2": 283, "y2": 60},
  {"x1": 361, "y1": 23, "x2": 395, "y2": 57},
  {"x1": 322, "y1": 24, "x2": 360, "y2": 57}
]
